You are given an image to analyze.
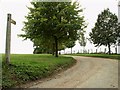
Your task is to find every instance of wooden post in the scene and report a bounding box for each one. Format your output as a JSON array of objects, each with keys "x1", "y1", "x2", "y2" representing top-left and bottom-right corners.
[
  {"x1": 118, "y1": 1, "x2": 120, "y2": 54},
  {"x1": 5, "y1": 14, "x2": 11, "y2": 65}
]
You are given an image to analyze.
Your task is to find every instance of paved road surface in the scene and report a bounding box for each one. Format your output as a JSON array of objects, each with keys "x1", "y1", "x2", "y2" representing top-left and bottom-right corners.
[{"x1": 29, "y1": 56, "x2": 118, "y2": 88}]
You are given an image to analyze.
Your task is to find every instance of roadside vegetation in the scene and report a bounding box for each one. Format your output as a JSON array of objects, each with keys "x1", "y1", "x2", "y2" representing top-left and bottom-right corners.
[
  {"x1": 69, "y1": 53, "x2": 120, "y2": 60},
  {"x1": 2, "y1": 54, "x2": 76, "y2": 88}
]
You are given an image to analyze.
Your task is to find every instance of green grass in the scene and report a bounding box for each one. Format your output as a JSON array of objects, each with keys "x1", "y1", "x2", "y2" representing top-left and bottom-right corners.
[
  {"x1": 2, "y1": 54, "x2": 76, "y2": 88},
  {"x1": 69, "y1": 53, "x2": 120, "y2": 60}
]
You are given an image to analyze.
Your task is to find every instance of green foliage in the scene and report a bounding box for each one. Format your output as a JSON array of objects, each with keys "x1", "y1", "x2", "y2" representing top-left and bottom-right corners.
[
  {"x1": 33, "y1": 37, "x2": 54, "y2": 54},
  {"x1": 78, "y1": 31, "x2": 86, "y2": 47},
  {"x1": 19, "y1": 2, "x2": 86, "y2": 57},
  {"x1": 89, "y1": 8, "x2": 120, "y2": 54},
  {"x1": 65, "y1": 39, "x2": 75, "y2": 54},
  {"x1": 2, "y1": 54, "x2": 76, "y2": 88},
  {"x1": 65, "y1": 40, "x2": 75, "y2": 49}
]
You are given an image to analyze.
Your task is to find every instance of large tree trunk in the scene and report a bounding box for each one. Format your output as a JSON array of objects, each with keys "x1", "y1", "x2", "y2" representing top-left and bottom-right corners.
[
  {"x1": 108, "y1": 43, "x2": 111, "y2": 55},
  {"x1": 54, "y1": 36, "x2": 58, "y2": 57}
]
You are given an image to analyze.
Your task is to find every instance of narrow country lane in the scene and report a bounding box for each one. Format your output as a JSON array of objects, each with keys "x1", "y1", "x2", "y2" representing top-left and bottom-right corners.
[{"x1": 29, "y1": 56, "x2": 118, "y2": 88}]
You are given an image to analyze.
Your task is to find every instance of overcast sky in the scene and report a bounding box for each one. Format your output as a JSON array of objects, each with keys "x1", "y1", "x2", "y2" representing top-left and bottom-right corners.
[{"x1": 0, "y1": 0, "x2": 119, "y2": 54}]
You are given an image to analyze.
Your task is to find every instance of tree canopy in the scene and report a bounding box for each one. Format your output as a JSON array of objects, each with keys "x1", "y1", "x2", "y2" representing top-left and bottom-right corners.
[
  {"x1": 65, "y1": 39, "x2": 75, "y2": 54},
  {"x1": 89, "y1": 8, "x2": 120, "y2": 54},
  {"x1": 20, "y1": 2, "x2": 86, "y2": 57}
]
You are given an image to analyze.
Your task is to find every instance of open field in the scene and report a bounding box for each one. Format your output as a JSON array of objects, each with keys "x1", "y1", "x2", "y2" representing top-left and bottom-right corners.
[
  {"x1": 2, "y1": 54, "x2": 76, "y2": 88},
  {"x1": 67, "y1": 54, "x2": 120, "y2": 60}
]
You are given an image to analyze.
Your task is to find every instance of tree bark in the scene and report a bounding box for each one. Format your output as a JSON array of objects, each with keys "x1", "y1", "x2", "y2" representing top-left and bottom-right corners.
[
  {"x1": 54, "y1": 36, "x2": 58, "y2": 57},
  {"x1": 108, "y1": 43, "x2": 111, "y2": 55}
]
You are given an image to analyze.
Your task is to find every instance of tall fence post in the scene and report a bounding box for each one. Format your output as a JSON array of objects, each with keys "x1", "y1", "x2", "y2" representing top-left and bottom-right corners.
[{"x1": 5, "y1": 14, "x2": 11, "y2": 64}]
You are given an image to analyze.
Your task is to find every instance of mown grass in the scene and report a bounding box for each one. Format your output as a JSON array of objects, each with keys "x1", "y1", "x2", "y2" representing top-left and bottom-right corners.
[
  {"x1": 69, "y1": 53, "x2": 120, "y2": 60},
  {"x1": 2, "y1": 54, "x2": 76, "y2": 88}
]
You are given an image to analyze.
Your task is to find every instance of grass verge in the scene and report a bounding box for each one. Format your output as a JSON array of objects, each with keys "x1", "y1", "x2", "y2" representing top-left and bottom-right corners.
[
  {"x1": 69, "y1": 53, "x2": 120, "y2": 60},
  {"x1": 2, "y1": 54, "x2": 76, "y2": 88}
]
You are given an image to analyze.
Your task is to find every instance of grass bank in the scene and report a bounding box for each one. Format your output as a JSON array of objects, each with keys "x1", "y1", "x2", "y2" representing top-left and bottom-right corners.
[
  {"x1": 2, "y1": 54, "x2": 76, "y2": 88},
  {"x1": 69, "y1": 54, "x2": 120, "y2": 60}
]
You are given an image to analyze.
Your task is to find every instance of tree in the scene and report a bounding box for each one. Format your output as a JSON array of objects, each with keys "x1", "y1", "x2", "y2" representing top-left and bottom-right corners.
[
  {"x1": 32, "y1": 38, "x2": 53, "y2": 54},
  {"x1": 65, "y1": 39, "x2": 75, "y2": 54},
  {"x1": 89, "y1": 8, "x2": 120, "y2": 54},
  {"x1": 20, "y1": 2, "x2": 85, "y2": 57},
  {"x1": 78, "y1": 31, "x2": 86, "y2": 53}
]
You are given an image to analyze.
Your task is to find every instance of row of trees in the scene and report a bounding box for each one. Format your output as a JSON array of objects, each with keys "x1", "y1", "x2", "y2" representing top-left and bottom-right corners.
[
  {"x1": 20, "y1": 2, "x2": 120, "y2": 55},
  {"x1": 20, "y1": 2, "x2": 86, "y2": 57}
]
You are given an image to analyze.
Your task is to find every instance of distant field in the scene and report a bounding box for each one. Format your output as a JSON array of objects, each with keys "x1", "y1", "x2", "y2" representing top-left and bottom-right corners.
[
  {"x1": 69, "y1": 54, "x2": 120, "y2": 60},
  {"x1": 2, "y1": 54, "x2": 76, "y2": 88}
]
